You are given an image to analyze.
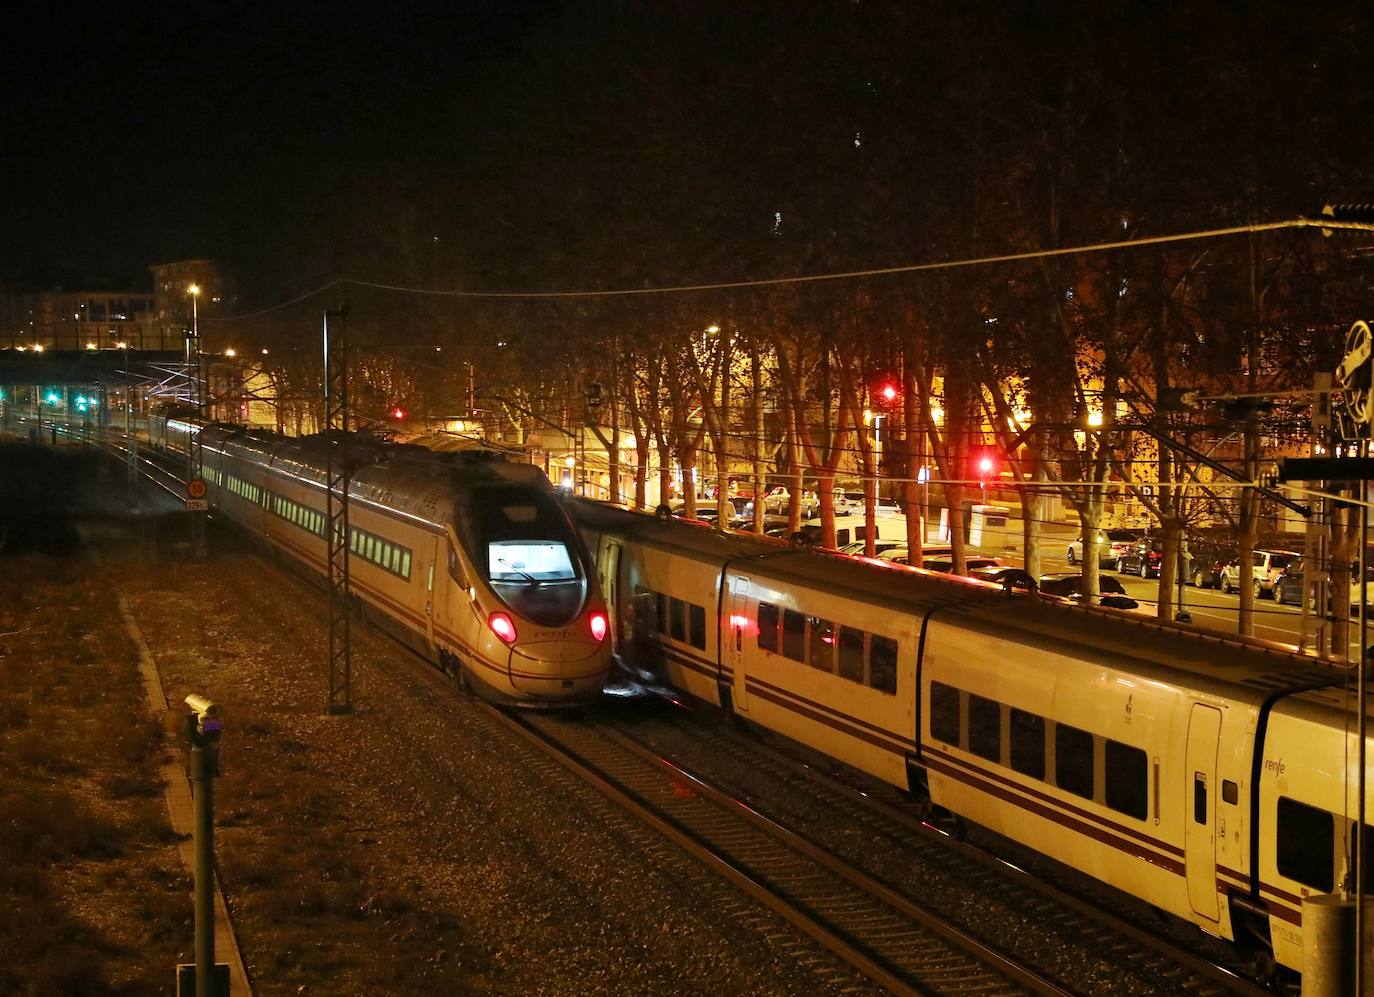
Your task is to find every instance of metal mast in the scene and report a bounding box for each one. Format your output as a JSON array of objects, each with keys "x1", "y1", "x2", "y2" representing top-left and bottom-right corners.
[{"x1": 323, "y1": 307, "x2": 352, "y2": 714}]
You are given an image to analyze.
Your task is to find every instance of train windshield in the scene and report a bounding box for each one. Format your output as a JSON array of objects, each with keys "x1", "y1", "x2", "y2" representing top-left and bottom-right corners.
[
  {"x1": 489, "y1": 541, "x2": 576, "y2": 582},
  {"x1": 458, "y1": 485, "x2": 588, "y2": 626}
]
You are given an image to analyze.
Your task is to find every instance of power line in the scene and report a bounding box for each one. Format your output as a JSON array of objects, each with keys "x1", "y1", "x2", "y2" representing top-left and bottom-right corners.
[{"x1": 207, "y1": 215, "x2": 1371, "y2": 316}]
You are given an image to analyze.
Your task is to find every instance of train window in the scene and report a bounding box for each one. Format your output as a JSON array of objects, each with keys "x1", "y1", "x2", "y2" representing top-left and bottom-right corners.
[
  {"x1": 782, "y1": 610, "x2": 806, "y2": 661},
  {"x1": 401, "y1": 551, "x2": 411, "y2": 580},
  {"x1": 1009, "y1": 709, "x2": 1045, "y2": 780},
  {"x1": 1222, "y1": 780, "x2": 1238, "y2": 805},
  {"x1": 808, "y1": 618, "x2": 835, "y2": 672},
  {"x1": 968, "y1": 694, "x2": 1000, "y2": 762},
  {"x1": 670, "y1": 598, "x2": 686, "y2": 643},
  {"x1": 688, "y1": 604, "x2": 706, "y2": 650},
  {"x1": 1277, "y1": 797, "x2": 1334, "y2": 892},
  {"x1": 870, "y1": 635, "x2": 897, "y2": 694},
  {"x1": 1105, "y1": 740, "x2": 1148, "y2": 820},
  {"x1": 350, "y1": 530, "x2": 361, "y2": 553},
  {"x1": 837, "y1": 628, "x2": 864, "y2": 682},
  {"x1": 657, "y1": 593, "x2": 670, "y2": 635},
  {"x1": 930, "y1": 681, "x2": 960, "y2": 744},
  {"x1": 1192, "y1": 772, "x2": 1207, "y2": 825},
  {"x1": 447, "y1": 544, "x2": 465, "y2": 585},
  {"x1": 758, "y1": 602, "x2": 779, "y2": 652},
  {"x1": 1054, "y1": 724, "x2": 1094, "y2": 800}
]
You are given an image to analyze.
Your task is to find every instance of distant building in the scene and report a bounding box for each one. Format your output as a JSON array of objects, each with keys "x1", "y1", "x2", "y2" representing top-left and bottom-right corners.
[
  {"x1": 0, "y1": 287, "x2": 162, "y2": 350},
  {"x1": 150, "y1": 260, "x2": 230, "y2": 350}
]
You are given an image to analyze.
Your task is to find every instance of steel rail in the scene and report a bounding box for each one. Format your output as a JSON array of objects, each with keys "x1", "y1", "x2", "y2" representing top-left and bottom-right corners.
[
  {"x1": 644, "y1": 707, "x2": 1272, "y2": 997},
  {"x1": 479, "y1": 700, "x2": 1071, "y2": 997}
]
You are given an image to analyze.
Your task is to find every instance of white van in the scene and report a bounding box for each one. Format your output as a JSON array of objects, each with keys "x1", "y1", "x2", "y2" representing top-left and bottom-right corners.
[{"x1": 799, "y1": 514, "x2": 909, "y2": 550}]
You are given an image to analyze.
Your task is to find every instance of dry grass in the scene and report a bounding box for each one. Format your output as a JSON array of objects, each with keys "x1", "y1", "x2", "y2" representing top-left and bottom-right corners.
[{"x1": 0, "y1": 452, "x2": 191, "y2": 996}]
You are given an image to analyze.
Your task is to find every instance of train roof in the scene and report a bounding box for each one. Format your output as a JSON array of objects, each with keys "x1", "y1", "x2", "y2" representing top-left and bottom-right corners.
[
  {"x1": 574, "y1": 501, "x2": 1345, "y2": 701},
  {"x1": 199, "y1": 424, "x2": 551, "y2": 523}
]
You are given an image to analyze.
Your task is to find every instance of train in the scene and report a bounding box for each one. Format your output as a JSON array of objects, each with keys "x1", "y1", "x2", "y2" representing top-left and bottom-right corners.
[
  {"x1": 149, "y1": 415, "x2": 612, "y2": 707},
  {"x1": 572, "y1": 499, "x2": 1369, "y2": 985}
]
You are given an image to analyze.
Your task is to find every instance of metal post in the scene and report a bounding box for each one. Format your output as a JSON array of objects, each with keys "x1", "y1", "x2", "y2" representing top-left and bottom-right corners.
[
  {"x1": 1359, "y1": 476, "x2": 1368, "y2": 997},
  {"x1": 324, "y1": 308, "x2": 352, "y2": 715},
  {"x1": 181, "y1": 694, "x2": 222, "y2": 997}
]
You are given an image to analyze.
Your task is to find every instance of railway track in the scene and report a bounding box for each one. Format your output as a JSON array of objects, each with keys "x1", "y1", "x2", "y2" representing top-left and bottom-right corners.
[
  {"x1": 479, "y1": 701, "x2": 1074, "y2": 997},
  {"x1": 620, "y1": 703, "x2": 1274, "y2": 997}
]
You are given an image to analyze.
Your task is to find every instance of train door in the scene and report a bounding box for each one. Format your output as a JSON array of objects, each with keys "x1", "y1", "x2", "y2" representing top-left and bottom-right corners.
[
  {"x1": 423, "y1": 534, "x2": 440, "y2": 647},
  {"x1": 727, "y1": 575, "x2": 750, "y2": 713},
  {"x1": 600, "y1": 540, "x2": 624, "y2": 654},
  {"x1": 1184, "y1": 703, "x2": 1222, "y2": 921}
]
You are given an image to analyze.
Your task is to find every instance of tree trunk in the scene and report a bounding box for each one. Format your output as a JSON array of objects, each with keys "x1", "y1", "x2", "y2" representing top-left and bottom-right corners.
[{"x1": 751, "y1": 348, "x2": 766, "y2": 533}]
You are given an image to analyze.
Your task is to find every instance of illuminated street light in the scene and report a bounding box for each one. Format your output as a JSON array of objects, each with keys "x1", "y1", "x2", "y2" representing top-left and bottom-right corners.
[
  {"x1": 225, "y1": 348, "x2": 236, "y2": 358},
  {"x1": 33, "y1": 344, "x2": 44, "y2": 353},
  {"x1": 115, "y1": 340, "x2": 127, "y2": 349},
  {"x1": 85, "y1": 342, "x2": 97, "y2": 350},
  {"x1": 1087, "y1": 410, "x2": 1104, "y2": 427}
]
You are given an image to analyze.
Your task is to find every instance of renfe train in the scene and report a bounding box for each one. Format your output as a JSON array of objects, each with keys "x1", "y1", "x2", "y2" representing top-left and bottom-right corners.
[
  {"x1": 573, "y1": 499, "x2": 1368, "y2": 984},
  {"x1": 154, "y1": 418, "x2": 611, "y2": 706}
]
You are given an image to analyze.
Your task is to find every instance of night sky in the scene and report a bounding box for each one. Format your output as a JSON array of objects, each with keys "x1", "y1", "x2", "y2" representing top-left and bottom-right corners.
[
  {"x1": 5, "y1": 2, "x2": 1372, "y2": 304},
  {"x1": 2, "y1": 1, "x2": 550, "y2": 287}
]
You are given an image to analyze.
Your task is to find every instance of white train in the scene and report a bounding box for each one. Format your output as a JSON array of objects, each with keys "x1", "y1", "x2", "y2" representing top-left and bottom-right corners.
[
  {"x1": 574, "y1": 500, "x2": 1365, "y2": 984},
  {"x1": 165, "y1": 419, "x2": 611, "y2": 706}
]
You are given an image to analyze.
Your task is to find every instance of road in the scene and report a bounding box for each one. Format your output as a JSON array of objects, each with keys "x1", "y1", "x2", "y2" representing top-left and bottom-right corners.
[{"x1": 1039, "y1": 551, "x2": 1370, "y2": 658}]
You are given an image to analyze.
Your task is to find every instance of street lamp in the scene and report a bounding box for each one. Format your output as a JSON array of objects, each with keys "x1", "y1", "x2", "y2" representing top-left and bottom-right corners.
[{"x1": 917, "y1": 465, "x2": 931, "y2": 542}]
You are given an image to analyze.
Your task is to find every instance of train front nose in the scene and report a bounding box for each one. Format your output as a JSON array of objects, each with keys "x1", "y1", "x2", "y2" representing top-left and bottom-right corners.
[{"x1": 508, "y1": 636, "x2": 609, "y2": 702}]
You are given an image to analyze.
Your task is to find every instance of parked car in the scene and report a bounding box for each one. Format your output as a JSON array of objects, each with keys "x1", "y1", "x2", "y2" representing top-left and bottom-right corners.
[
  {"x1": 1116, "y1": 538, "x2": 1169, "y2": 578},
  {"x1": 839, "y1": 490, "x2": 904, "y2": 518},
  {"x1": 871, "y1": 545, "x2": 953, "y2": 566},
  {"x1": 760, "y1": 486, "x2": 818, "y2": 519},
  {"x1": 1038, "y1": 572, "x2": 1140, "y2": 610},
  {"x1": 920, "y1": 555, "x2": 1006, "y2": 575},
  {"x1": 1219, "y1": 549, "x2": 1302, "y2": 599},
  {"x1": 1187, "y1": 539, "x2": 1238, "y2": 589},
  {"x1": 1065, "y1": 529, "x2": 1140, "y2": 567},
  {"x1": 839, "y1": 539, "x2": 909, "y2": 558},
  {"x1": 1274, "y1": 569, "x2": 1304, "y2": 607},
  {"x1": 1277, "y1": 567, "x2": 1374, "y2": 615},
  {"x1": 968, "y1": 565, "x2": 1038, "y2": 591}
]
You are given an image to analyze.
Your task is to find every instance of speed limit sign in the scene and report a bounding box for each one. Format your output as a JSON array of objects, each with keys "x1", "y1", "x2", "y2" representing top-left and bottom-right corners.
[{"x1": 187, "y1": 479, "x2": 208, "y2": 500}]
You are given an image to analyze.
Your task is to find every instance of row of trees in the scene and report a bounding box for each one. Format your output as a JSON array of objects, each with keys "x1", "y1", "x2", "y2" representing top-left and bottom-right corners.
[{"x1": 204, "y1": 3, "x2": 1374, "y2": 655}]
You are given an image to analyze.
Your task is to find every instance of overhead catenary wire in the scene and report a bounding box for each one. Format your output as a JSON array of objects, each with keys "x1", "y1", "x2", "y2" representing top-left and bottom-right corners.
[{"x1": 206, "y1": 215, "x2": 1374, "y2": 318}]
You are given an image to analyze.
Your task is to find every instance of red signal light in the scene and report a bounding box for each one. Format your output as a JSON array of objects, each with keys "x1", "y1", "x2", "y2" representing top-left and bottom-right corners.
[
  {"x1": 970, "y1": 445, "x2": 1000, "y2": 482},
  {"x1": 880, "y1": 384, "x2": 898, "y2": 403},
  {"x1": 390, "y1": 406, "x2": 407, "y2": 420},
  {"x1": 488, "y1": 612, "x2": 517, "y2": 644},
  {"x1": 589, "y1": 611, "x2": 608, "y2": 642}
]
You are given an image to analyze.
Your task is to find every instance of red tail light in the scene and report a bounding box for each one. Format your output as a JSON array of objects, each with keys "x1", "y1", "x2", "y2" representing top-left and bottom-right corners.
[
  {"x1": 589, "y1": 611, "x2": 608, "y2": 642},
  {"x1": 488, "y1": 612, "x2": 517, "y2": 644}
]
